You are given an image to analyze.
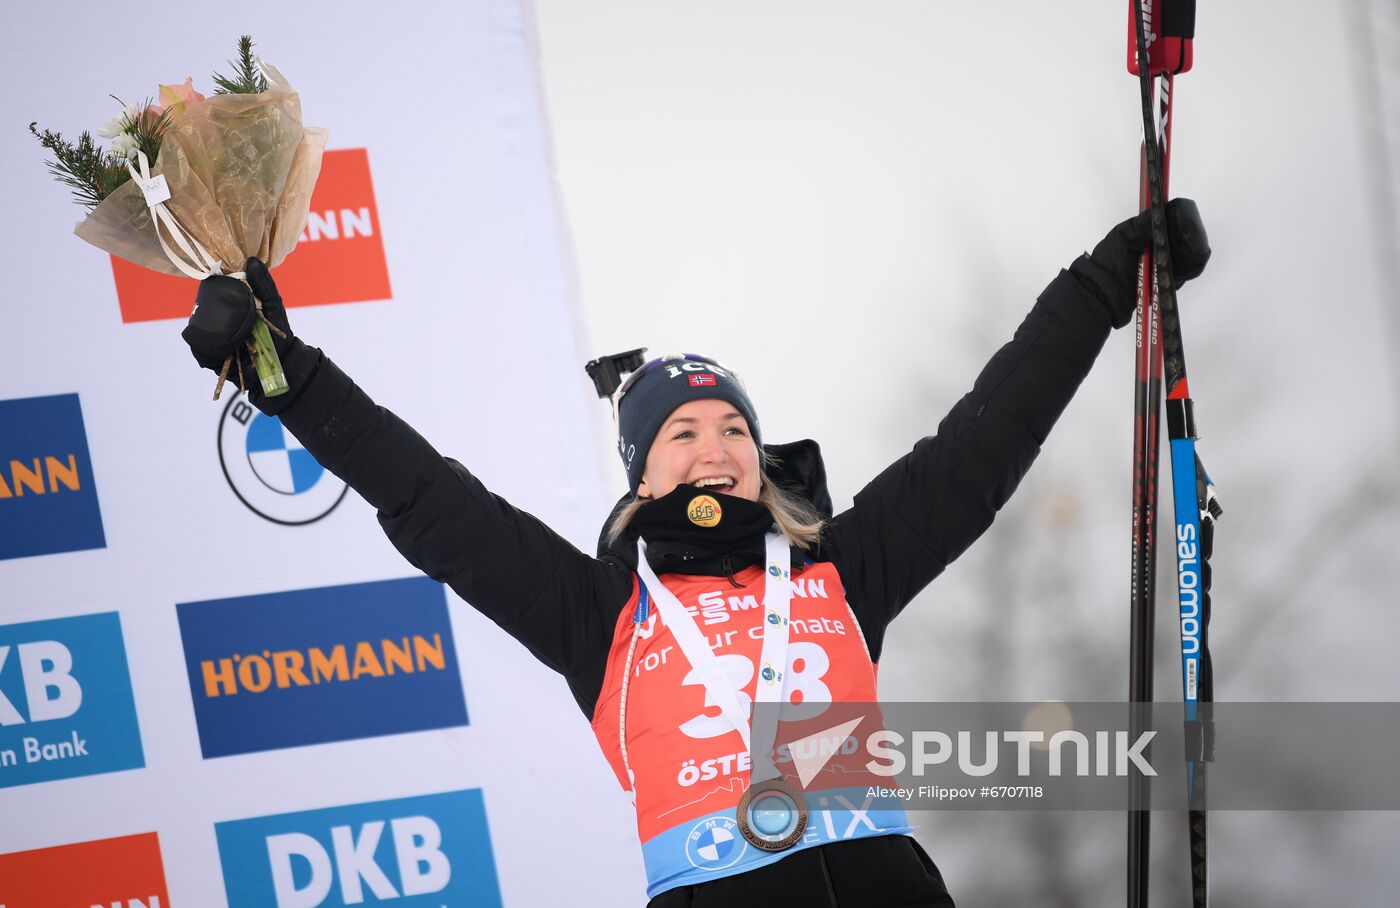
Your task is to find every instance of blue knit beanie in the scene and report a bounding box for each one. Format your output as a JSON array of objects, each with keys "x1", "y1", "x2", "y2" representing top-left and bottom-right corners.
[{"x1": 615, "y1": 354, "x2": 761, "y2": 494}]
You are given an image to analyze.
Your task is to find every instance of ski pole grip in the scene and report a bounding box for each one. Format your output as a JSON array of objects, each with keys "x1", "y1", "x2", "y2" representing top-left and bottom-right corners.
[{"x1": 1127, "y1": 0, "x2": 1195, "y2": 76}]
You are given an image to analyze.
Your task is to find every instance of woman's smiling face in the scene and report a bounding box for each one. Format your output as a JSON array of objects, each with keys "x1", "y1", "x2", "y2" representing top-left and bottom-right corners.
[{"x1": 637, "y1": 398, "x2": 761, "y2": 502}]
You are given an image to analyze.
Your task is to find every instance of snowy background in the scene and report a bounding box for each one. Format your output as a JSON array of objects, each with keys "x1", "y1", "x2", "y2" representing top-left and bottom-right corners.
[{"x1": 531, "y1": 0, "x2": 1400, "y2": 904}]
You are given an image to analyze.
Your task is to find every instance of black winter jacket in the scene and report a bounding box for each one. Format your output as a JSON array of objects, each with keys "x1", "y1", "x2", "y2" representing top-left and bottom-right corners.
[{"x1": 264, "y1": 268, "x2": 1126, "y2": 721}]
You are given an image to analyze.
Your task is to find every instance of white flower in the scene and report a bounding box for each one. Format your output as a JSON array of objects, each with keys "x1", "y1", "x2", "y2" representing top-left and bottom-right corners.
[
  {"x1": 96, "y1": 102, "x2": 145, "y2": 139},
  {"x1": 96, "y1": 112, "x2": 126, "y2": 139},
  {"x1": 109, "y1": 133, "x2": 139, "y2": 160}
]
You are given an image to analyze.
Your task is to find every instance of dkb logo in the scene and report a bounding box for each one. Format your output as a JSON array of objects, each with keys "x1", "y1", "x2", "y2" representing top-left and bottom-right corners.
[
  {"x1": 215, "y1": 789, "x2": 502, "y2": 907},
  {"x1": 218, "y1": 397, "x2": 348, "y2": 525},
  {"x1": 0, "y1": 613, "x2": 144, "y2": 788}
]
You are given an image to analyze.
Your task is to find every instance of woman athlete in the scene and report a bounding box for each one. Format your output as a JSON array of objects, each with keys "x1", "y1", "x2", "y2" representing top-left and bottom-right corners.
[{"x1": 182, "y1": 199, "x2": 1209, "y2": 906}]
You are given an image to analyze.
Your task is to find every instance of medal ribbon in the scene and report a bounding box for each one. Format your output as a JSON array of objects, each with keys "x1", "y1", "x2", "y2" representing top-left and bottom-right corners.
[{"x1": 635, "y1": 532, "x2": 792, "y2": 763}]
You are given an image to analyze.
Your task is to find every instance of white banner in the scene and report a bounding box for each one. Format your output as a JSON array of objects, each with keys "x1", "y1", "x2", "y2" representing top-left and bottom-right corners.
[{"x1": 0, "y1": 1, "x2": 643, "y2": 905}]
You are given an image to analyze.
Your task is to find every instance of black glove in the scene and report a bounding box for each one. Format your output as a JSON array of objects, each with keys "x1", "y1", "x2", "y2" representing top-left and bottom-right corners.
[
  {"x1": 183, "y1": 275, "x2": 257, "y2": 376},
  {"x1": 183, "y1": 257, "x2": 312, "y2": 413},
  {"x1": 1071, "y1": 197, "x2": 1211, "y2": 329}
]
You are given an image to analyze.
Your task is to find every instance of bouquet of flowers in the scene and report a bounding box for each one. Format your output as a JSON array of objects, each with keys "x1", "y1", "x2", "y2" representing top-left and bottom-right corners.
[{"x1": 30, "y1": 36, "x2": 328, "y2": 398}]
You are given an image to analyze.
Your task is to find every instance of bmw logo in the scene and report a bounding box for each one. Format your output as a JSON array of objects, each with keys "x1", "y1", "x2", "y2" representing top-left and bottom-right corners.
[
  {"x1": 218, "y1": 398, "x2": 348, "y2": 525},
  {"x1": 685, "y1": 816, "x2": 747, "y2": 871}
]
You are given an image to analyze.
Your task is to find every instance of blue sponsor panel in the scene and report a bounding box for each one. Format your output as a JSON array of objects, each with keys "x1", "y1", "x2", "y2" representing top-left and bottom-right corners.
[
  {"x1": 0, "y1": 393, "x2": 105, "y2": 561},
  {"x1": 176, "y1": 576, "x2": 468, "y2": 758},
  {"x1": 0, "y1": 613, "x2": 145, "y2": 788},
  {"x1": 215, "y1": 789, "x2": 503, "y2": 907}
]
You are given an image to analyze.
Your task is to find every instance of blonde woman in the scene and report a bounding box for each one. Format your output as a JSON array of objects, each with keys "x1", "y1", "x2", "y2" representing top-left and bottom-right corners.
[{"x1": 182, "y1": 199, "x2": 1208, "y2": 906}]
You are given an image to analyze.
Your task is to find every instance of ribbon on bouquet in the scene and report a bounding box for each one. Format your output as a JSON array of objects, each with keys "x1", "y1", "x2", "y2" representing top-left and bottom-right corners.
[
  {"x1": 127, "y1": 150, "x2": 237, "y2": 281},
  {"x1": 127, "y1": 149, "x2": 285, "y2": 399}
]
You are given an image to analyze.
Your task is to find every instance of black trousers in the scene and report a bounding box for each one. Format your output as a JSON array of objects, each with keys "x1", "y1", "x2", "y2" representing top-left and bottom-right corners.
[{"x1": 648, "y1": 835, "x2": 955, "y2": 908}]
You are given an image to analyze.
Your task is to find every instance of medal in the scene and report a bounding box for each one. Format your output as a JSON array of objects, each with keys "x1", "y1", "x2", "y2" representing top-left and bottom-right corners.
[{"x1": 736, "y1": 777, "x2": 808, "y2": 851}]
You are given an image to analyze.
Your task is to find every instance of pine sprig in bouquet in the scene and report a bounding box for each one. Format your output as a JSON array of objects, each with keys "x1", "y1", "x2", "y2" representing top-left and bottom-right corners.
[
  {"x1": 28, "y1": 123, "x2": 133, "y2": 210},
  {"x1": 30, "y1": 36, "x2": 328, "y2": 399},
  {"x1": 29, "y1": 99, "x2": 174, "y2": 211},
  {"x1": 212, "y1": 36, "x2": 270, "y2": 95}
]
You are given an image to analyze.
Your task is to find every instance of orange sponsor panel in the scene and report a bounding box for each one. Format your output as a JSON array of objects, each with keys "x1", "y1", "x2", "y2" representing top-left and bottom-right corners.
[
  {"x1": 0, "y1": 831, "x2": 170, "y2": 907},
  {"x1": 111, "y1": 148, "x2": 391, "y2": 323}
]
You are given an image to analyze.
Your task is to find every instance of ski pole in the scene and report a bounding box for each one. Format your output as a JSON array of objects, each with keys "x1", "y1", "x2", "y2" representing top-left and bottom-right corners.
[{"x1": 1125, "y1": 1, "x2": 1206, "y2": 905}]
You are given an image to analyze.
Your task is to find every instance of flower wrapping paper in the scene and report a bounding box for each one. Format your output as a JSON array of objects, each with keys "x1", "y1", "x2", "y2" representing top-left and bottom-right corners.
[{"x1": 75, "y1": 63, "x2": 327, "y2": 277}]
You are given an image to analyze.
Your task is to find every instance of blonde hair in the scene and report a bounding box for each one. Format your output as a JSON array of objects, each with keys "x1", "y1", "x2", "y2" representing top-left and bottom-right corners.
[{"x1": 605, "y1": 474, "x2": 825, "y2": 550}]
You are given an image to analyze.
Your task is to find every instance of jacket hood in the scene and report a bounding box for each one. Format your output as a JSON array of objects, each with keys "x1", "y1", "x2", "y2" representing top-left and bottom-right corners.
[{"x1": 596, "y1": 438, "x2": 833, "y2": 571}]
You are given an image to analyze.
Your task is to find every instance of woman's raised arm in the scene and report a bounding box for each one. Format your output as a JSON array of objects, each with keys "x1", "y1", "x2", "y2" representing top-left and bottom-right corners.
[
  {"x1": 183, "y1": 260, "x2": 632, "y2": 712},
  {"x1": 822, "y1": 202, "x2": 1210, "y2": 656}
]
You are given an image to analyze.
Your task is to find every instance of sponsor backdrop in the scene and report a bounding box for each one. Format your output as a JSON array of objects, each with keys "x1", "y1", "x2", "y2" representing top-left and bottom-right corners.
[{"x1": 0, "y1": 2, "x2": 643, "y2": 905}]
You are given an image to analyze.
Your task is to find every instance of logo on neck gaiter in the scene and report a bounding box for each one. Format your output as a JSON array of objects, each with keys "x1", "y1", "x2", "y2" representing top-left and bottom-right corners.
[{"x1": 687, "y1": 495, "x2": 722, "y2": 528}]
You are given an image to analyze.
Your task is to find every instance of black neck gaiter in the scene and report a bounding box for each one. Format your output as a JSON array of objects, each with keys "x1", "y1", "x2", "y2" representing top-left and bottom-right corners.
[{"x1": 630, "y1": 484, "x2": 774, "y2": 578}]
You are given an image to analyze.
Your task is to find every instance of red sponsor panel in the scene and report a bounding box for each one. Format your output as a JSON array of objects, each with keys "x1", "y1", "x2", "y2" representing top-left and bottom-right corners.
[
  {"x1": 110, "y1": 148, "x2": 392, "y2": 323},
  {"x1": 0, "y1": 831, "x2": 170, "y2": 907}
]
